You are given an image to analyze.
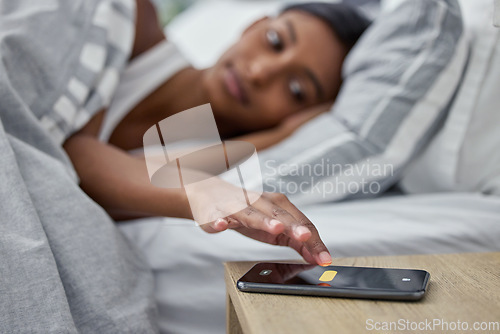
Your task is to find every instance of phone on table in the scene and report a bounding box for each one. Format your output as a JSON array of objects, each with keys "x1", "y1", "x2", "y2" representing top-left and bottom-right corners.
[{"x1": 237, "y1": 262, "x2": 430, "y2": 301}]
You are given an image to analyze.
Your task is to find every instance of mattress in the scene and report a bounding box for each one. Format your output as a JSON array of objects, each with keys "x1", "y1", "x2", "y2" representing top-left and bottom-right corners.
[{"x1": 116, "y1": 1, "x2": 500, "y2": 332}]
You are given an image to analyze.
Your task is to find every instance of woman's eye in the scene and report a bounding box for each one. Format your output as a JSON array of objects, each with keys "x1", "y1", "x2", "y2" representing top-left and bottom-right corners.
[
  {"x1": 289, "y1": 79, "x2": 305, "y2": 102},
  {"x1": 266, "y1": 29, "x2": 284, "y2": 52}
]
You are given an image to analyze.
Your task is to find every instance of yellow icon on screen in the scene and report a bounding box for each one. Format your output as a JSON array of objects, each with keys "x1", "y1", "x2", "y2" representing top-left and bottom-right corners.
[{"x1": 319, "y1": 270, "x2": 337, "y2": 282}]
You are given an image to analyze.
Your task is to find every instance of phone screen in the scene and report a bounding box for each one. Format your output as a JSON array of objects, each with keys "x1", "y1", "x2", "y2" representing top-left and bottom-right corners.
[{"x1": 238, "y1": 263, "x2": 429, "y2": 296}]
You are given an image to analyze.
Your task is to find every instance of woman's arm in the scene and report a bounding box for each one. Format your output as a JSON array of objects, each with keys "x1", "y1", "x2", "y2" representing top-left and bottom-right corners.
[
  {"x1": 63, "y1": 132, "x2": 191, "y2": 220},
  {"x1": 131, "y1": 0, "x2": 166, "y2": 60},
  {"x1": 63, "y1": 130, "x2": 332, "y2": 265}
]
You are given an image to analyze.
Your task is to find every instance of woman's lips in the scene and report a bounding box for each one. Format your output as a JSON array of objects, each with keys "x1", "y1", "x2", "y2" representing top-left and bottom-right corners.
[{"x1": 223, "y1": 66, "x2": 249, "y2": 105}]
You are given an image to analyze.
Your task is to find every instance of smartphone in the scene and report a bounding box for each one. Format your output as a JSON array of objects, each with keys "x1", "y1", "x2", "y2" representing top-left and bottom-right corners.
[{"x1": 237, "y1": 263, "x2": 430, "y2": 301}]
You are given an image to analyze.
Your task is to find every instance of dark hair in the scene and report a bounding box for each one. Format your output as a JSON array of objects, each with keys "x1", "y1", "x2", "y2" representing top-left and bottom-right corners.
[{"x1": 282, "y1": 2, "x2": 371, "y2": 48}]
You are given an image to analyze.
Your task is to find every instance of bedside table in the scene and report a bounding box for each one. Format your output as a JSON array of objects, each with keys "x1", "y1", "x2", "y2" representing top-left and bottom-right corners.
[{"x1": 225, "y1": 252, "x2": 500, "y2": 334}]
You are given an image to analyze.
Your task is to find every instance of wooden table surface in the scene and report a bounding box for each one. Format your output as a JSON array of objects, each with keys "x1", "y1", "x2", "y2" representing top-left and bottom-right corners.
[{"x1": 225, "y1": 252, "x2": 500, "y2": 334}]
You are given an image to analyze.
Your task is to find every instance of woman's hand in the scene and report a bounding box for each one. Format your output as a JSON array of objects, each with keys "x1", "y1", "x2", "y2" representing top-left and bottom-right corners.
[{"x1": 186, "y1": 177, "x2": 332, "y2": 266}]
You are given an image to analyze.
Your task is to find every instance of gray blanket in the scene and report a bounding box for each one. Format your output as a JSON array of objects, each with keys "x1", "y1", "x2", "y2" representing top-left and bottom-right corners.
[{"x1": 0, "y1": 0, "x2": 158, "y2": 332}]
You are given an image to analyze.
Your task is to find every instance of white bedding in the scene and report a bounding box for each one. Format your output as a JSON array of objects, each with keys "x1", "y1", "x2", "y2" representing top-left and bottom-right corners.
[
  {"x1": 119, "y1": 193, "x2": 500, "y2": 334},
  {"x1": 114, "y1": 1, "x2": 500, "y2": 333}
]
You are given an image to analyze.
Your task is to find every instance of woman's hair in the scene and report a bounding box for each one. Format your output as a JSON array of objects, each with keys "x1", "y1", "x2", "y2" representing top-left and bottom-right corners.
[{"x1": 282, "y1": 2, "x2": 371, "y2": 48}]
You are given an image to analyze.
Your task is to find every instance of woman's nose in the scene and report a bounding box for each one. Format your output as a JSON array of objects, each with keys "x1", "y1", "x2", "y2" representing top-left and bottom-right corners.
[{"x1": 246, "y1": 57, "x2": 282, "y2": 86}]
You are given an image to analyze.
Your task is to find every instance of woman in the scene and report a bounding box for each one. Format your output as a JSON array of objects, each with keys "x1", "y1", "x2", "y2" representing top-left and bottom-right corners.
[{"x1": 64, "y1": 0, "x2": 370, "y2": 266}]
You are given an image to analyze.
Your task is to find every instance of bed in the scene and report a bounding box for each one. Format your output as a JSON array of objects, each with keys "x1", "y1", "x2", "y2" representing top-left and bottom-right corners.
[{"x1": 117, "y1": 1, "x2": 500, "y2": 333}]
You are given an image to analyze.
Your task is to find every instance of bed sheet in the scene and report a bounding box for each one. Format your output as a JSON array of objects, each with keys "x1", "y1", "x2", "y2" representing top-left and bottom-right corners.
[{"x1": 118, "y1": 192, "x2": 500, "y2": 334}]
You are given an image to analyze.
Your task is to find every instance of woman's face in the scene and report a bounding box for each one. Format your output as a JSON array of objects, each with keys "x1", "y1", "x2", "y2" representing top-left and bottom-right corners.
[{"x1": 202, "y1": 10, "x2": 347, "y2": 133}]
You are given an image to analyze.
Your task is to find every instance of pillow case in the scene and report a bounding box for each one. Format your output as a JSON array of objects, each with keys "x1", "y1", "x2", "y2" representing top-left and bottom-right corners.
[
  {"x1": 400, "y1": 0, "x2": 500, "y2": 196},
  {"x1": 256, "y1": 0, "x2": 468, "y2": 205}
]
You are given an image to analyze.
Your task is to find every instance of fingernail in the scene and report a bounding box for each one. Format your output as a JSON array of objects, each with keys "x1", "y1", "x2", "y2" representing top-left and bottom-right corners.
[
  {"x1": 215, "y1": 218, "x2": 228, "y2": 229},
  {"x1": 294, "y1": 226, "x2": 310, "y2": 238},
  {"x1": 269, "y1": 219, "x2": 282, "y2": 228},
  {"x1": 319, "y1": 251, "x2": 332, "y2": 266}
]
